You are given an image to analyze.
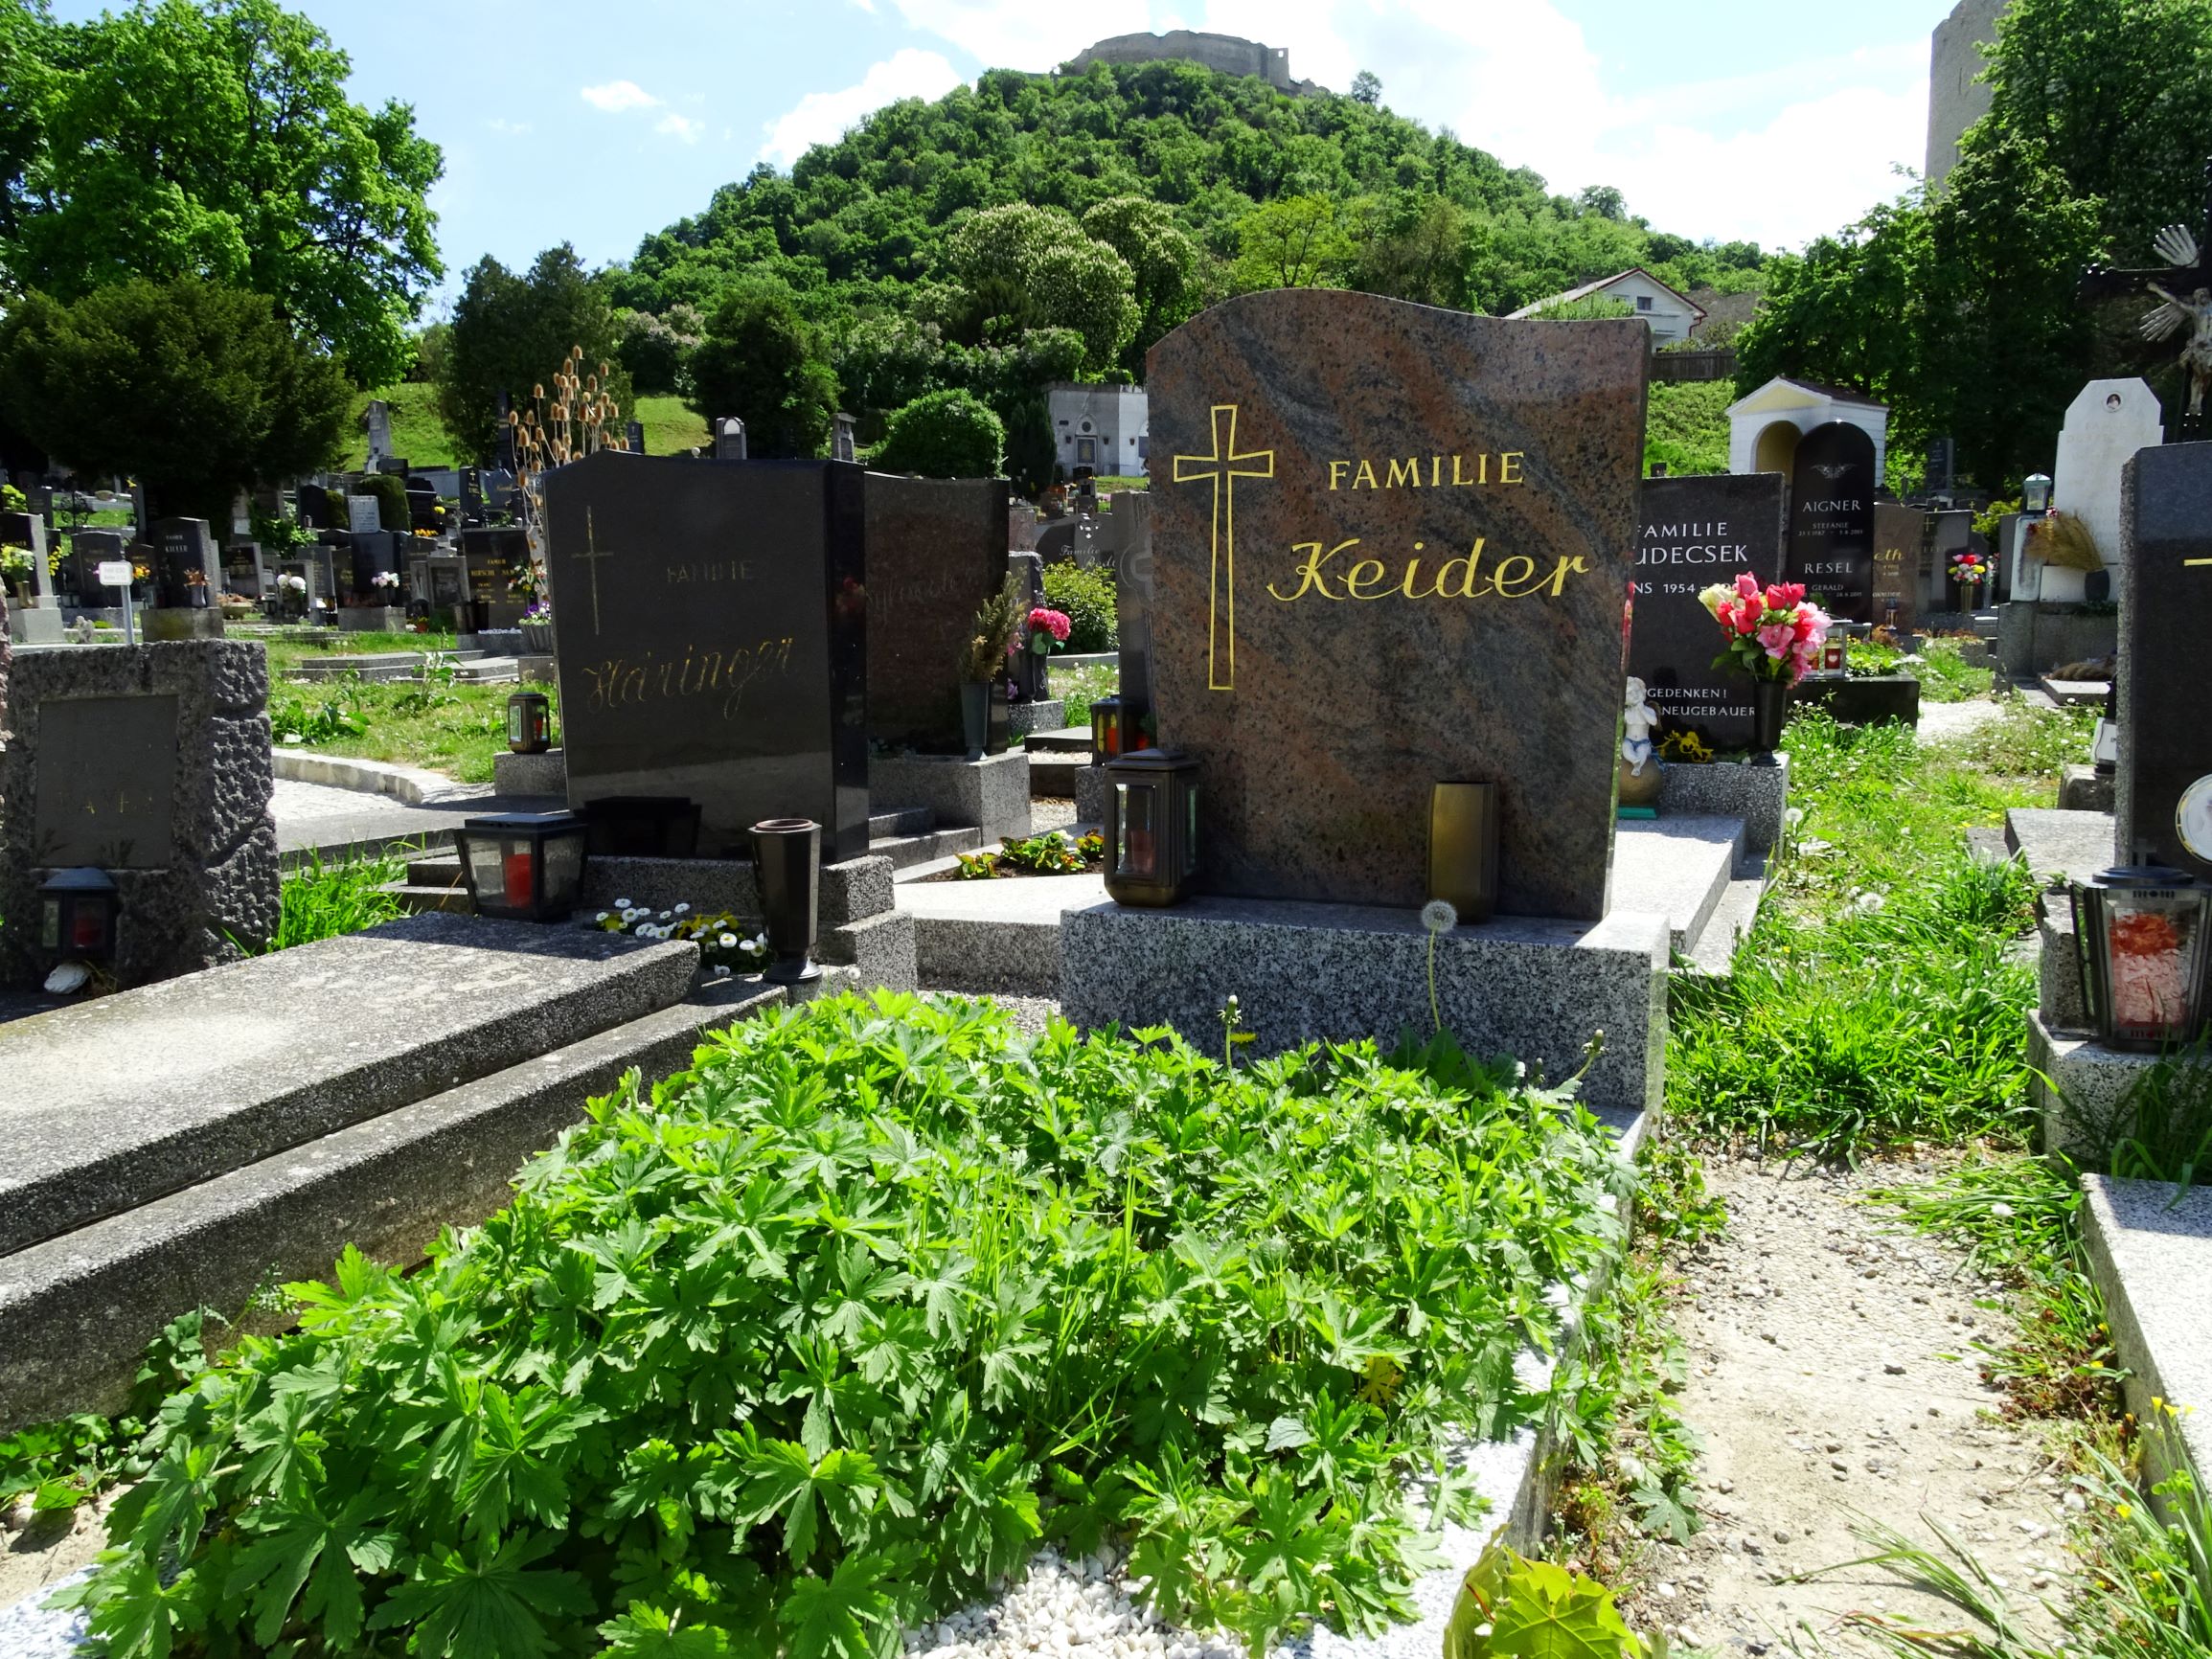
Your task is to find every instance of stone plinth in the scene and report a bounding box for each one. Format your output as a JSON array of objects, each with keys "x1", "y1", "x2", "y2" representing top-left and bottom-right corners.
[
  {"x1": 2026, "y1": 1010, "x2": 2212, "y2": 1162},
  {"x1": 1061, "y1": 898, "x2": 1668, "y2": 1116},
  {"x1": 1009, "y1": 698, "x2": 1065, "y2": 739},
  {"x1": 872, "y1": 750, "x2": 1032, "y2": 844},
  {"x1": 338, "y1": 605, "x2": 407, "y2": 632},
  {"x1": 2060, "y1": 764, "x2": 2114, "y2": 812},
  {"x1": 144, "y1": 608, "x2": 225, "y2": 641},
  {"x1": 2081, "y1": 1176, "x2": 2212, "y2": 1507},
  {"x1": 1791, "y1": 674, "x2": 1920, "y2": 725},
  {"x1": 0, "y1": 641, "x2": 280, "y2": 989},
  {"x1": 493, "y1": 747, "x2": 568, "y2": 797},
  {"x1": 1655, "y1": 756, "x2": 1790, "y2": 858},
  {"x1": 1996, "y1": 602, "x2": 2118, "y2": 677}
]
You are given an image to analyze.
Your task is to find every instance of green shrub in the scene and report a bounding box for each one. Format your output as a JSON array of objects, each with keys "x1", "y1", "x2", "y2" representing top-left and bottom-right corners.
[
  {"x1": 65, "y1": 994, "x2": 1632, "y2": 1659},
  {"x1": 1042, "y1": 560, "x2": 1116, "y2": 651},
  {"x1": 353, "y1": 471, "x2": 409, "y2": 534},
  {"x1": 873, "y1": 388, "x2": 1005, "y2": 478}
]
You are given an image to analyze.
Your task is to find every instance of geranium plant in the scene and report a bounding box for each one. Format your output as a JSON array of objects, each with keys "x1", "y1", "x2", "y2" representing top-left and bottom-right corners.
[
  {"x1": 1025, "y1": 604, "x2": 1071, "y2": 656},
  {"x1": 1699, "y1": 572, "x2": 1830, "y2": 684}
]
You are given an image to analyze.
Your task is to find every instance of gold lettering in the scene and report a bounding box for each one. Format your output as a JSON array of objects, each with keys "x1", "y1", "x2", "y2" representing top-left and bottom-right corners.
[
  {"x1": 1345, "y1": 558, "x2": 1388, "y2": 599},
  {"x1": 1401, "y1": 558, "x2": 1428, "y2": 598},
  {"x1": 1329, "y1": 460, "x2": 1350, "y2": 491},
  {"x1": 1429, "y1": 539, "x2": 1491, "y2": 598},
  {"x1": 1268, "y1": 539, "x2": 1356, "y2": 602},
  {"x1": 1452, "y1": 455, "x2": 1475, "y2": 486},
  {"x1": 1499, "y1": 451, "x2": 1524, "y2": 485},
  {"x1": 1545, "y1": 556, "x2": 1590, "y2": 596},
  {"x1": 1492, "y1": 555, "x2": 1539, "y2": 597},
  {"x1": 1385, "y1": 458, "x2": 1423, "y2": 489},
  {"x1": 1480, "y1": 454, "x2": 1490, "y2": 484},
  {"x1": 1431, "y1": 456, "x2": 1442, "y2": 488},
  {"x1": 1353, "y1": 460, "x2": 1379, "y2": 490}
]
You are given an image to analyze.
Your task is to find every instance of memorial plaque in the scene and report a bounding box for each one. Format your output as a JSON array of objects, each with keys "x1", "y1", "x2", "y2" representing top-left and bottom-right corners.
[
  {"x1": 1786, "y1": 421, "x2": 1877, "y2": 622},
  {"x1": 864, "y1": 475, "x2": 1011, "y2": 749},
  {"x1": 1146, "y1": 290, "x2": 1646, "y2": 917},
  {"x1": 33, "y1": 695, "x2": 179, "y2": 867},
  {"x1": 543, "y1": 449, "x2": 868, "y2": 862},
  {"x1": 1630, "y1": 474, "x2": 1785, "y2": 754},
  {"x1": 1871, "y1": 502, "x2": 1927, "y2": 626},
  {"x1": 2116, "y1": 442, "x2": 2212, "y2": 879},
  {"x1": 347, "y1": 494, "x2": 381, "y2": 534}
]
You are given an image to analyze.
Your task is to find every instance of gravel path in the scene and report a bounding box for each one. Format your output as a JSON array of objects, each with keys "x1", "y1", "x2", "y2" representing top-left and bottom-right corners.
[{"x1": 1621, "y1": 1155, "x2": 2076, "y2": 1656}]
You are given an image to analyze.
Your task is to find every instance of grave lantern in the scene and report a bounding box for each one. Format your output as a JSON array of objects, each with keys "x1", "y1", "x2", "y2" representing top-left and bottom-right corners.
[
  {"x1": 1103, "y1": 749, "x2": 1199, "y2": 907},
  {"x1": 1088, "y1": 695, "x2": 1150, "y2": 761},
  {"x1": 2023, "y1": 473, "x2": 2054, "y2": 514},
  {"x1": 2071, "y1": 867, "x2": 2212, "y2": 1051},
  {"x1": 506, "y1": 692, "x2": 553, "y2": 755},
  {"x1": 38, "y1": 868, "x2": 120, "y2": 962},
  {"x1": 455, "y1": 811, "x2": 588, "y2": 922}
]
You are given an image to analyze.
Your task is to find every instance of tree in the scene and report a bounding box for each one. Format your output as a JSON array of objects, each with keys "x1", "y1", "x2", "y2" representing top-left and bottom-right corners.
[
  {"x1": 1081, "y1": 196, "x2": 1200, "y2": 374},
  {"x1": 872, "y1": 389, "x2": 1005, "y2": 477},
  {"x1": 615, "y1": 304, "x2": 701, "y2": 398},
  {"x1": 686, "y1": 280, "x2": 838, "y2": 459},
  {"x1": 3, "y1": 0, "x2": 444, "y2": 384},
  {"x1": 1233, "y1": 195, "x2": 1354, "y2": 290},
  {"x1": 0, "y1": 277, "x2": 350, "y2": 522},
  {"x1": 1352, "y1": 193, "x2": 1471, "y2": 308},
  {"x1": 437, "y1": 245, "x2": 631, "y2": 465},
  {"x1": 1350, "y1": 70, "x2": 1381, "y2": 106},
  {"x1": 943, "y1": 203, "x2": 1138, "y2": 375}
]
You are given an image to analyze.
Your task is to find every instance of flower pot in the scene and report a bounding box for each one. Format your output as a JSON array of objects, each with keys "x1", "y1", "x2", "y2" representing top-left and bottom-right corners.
[
  {"x1": 961, "y1": 682, "x2": 989, "y2": 761},
  {"x1": 1750, "y1": 679, "x2": 1791, "y2": 758},
  {"x1": 750, "y1": 818, "x2": 822, "y2": 985},
  {"x1": 520, "y1": 620, "x2": 554, "y2": 654}
]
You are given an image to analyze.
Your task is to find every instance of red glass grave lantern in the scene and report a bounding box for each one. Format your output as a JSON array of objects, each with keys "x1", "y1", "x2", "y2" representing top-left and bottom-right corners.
[
  {"x1": 456, "y1": 811, "x2": 588, "y2": 921},
  {"x1": 1089, "y1": 695, "x2": 1152, "y2": 761},
  {"x1": 506, "y1": 692, "x2": 552, "y2": 755},
  {"x1": 2071, "y1": 867, "x2": 2212, "y2": 1051},
  {"x1": 1103, "y1": 749, "x2": 1199, "y2": 907},
  {"x1": 39, "y1": 868, "x2": 119, "y2": 961}
]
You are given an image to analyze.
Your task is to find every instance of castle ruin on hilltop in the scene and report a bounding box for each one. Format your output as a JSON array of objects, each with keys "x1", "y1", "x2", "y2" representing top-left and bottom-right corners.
[{"x1": 1065, "y1": 32, "x2": 1321, "y2": 96}]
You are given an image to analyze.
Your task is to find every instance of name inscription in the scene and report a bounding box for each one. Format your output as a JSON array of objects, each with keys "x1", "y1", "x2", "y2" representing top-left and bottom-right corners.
[{"x1": 581, "y1": 637, "x2": 796, "y2": 720}]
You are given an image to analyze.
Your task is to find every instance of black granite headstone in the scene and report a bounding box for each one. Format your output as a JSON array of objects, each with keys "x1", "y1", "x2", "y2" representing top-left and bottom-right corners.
[
  {"x1": 1630, "y1": 474, "x2": 1786, "y2": 753},
  {"x1": 297, "y1": 485, "x2": 334, "y2": 530},
  {"x1": 2116, "y1": 442, "x2": 2212, "y2": 879},
  {"x1": 68, "y1": 530, "x2": 125, "y2": 602},
  {"x1": 1787, "y1": 421, "x2": 1878, "y2": 622},
  {"x1": 338, "y1": 531, "x2": 401, "y2": 600},
  {"x1": 542, "y1": 449, "x2": 868, "y2": 862},
  {"x1": 459, "y1": 526, "x2": 528, "y2": 630},
  {"x1": 1871, "y1": 502, "x2": 1926, "y2": 626},
  {"x1": 149, "y1": 517, "x2": 217, "y2": 609},
  {"x1": 1111, "y1": 492, "x2": 1154, "y2": 713},
  {"x1": 406, "y1": 482, "x2": 440, "y2": 534}
]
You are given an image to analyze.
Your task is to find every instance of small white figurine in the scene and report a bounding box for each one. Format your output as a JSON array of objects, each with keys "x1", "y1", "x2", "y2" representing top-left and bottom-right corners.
[{"x1": 1622, "y1": 676, "x2": 1659, "y2": 776}]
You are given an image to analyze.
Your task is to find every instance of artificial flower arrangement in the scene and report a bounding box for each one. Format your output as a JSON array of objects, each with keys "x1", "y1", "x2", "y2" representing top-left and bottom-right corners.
[
  {"x1": 279, "y1": 574, "x2": 308, "y2": 594},
  {"x1": 521, "y1": 600, "x2": 552, "y2": 624},
  {"x1": 592, "y1": 900, "x2": 769, "y2": 978},
  {"x1": 371, "y1": 570, "x2": 401, "y2": 592},
  {"x1": 1024, "y1": 605, "x2": 1072, "y2": 656},
  {"x1": 1699, "y1": 572, "x2": 1831, "y2": 684},
  {"x1": 1948, "y1": 548, "x2": 1988, "y2": 589}
]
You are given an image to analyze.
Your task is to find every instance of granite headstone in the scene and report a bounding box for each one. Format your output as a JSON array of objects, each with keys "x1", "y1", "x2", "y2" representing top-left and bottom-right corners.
[
  {"x1": 1111, "y1": 491, "x2": 1154, "y2": 712},
  {"x1": 1146, "y1": 289, "x2": 1646, "y2": 917},
  {"x1": 864, "y1": 474, "x2": 1012, "y2": 749},
  {"x1": 1871, "y1": 502, "x2": 1927, "y2": 626},
  {"x1": 2115, "y1": 441, "x2": 2212, "y2": 880},
  {"x1": 1787, "y1": 421, "x2": 1878, "y2": 622},
  {"x1": 1630, "y1": 474, "x2": 1785, "y2": 753},
  {"x1": 150, "y1": 517, "x2": 217, "y2": 610},
  {"x1": 68, "y1": 530, "x2": 125, "y2": 603},
  {"x1": 542, "y1": 449, "x2": 868, "y2": 862}
]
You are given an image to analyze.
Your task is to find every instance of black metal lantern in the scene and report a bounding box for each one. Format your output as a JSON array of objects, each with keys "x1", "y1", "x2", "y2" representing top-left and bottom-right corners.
[
  {"x1": 2071, "y1": 867, "x2": 2212, "y2": 1051},
  {"x1": 1089, "y1": 695, "x2": 1152, "y2": 761},
  {"x1": 1103, "y1": 749, "x2": 1199, "y2": 907},
  {"x1": 751, "y1": 818, "x2": 823, "y2": 984},
  {"x1": 455, "y1": 811, "x2": 588, "y2": 921},
  {"x1": 506, "y1": 692, "x2": 552, "y2": 755},
  {"x1": 39, "y1": 868, "x2": 119, "y2": 961},
  {"x1": 2023, "y1": 473, "x2": 2054, "y2": 514}
]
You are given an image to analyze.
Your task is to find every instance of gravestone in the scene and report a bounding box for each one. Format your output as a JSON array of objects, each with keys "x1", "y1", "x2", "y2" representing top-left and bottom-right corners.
[
  {"x1": 1630, "y1": 474, "x2": 1786, "y2": 753},
  {"x1": 347, "y1": 493, "x2": 381, "y2": 534},
  {"x1": 2049, "y1": 377, "x2": 2163, "y2": 605},
  {"x1": 542, "y1": 449, "x2": 868, "y2": 862},
  {"x1": 0, "y1": 641, "x2": 281, "y2": 988},
  {"x1": 1871, "y1": 502, "x2": 1927, "y2": 625},
  {"x1": 1006, "y1": 551, "x2": 1048, "y2": 703},
  {"x1": 338, "y1": 531, "x2": 400, "y2": 600},
  {"x1": 2115, "y1": 442, "x2": 2212, "y2": 879},
  {"x1": 459, "y1": 526, "x2": 528, "y2": 631},
  {"x1": 68, "y1": 530, "x2": 125, "y2": 604},
  {"x1": 1146, "y1": 289, "x2": 1646, "y2": 917},
  {"x1": 1930, "y1": 509, "x2": 1975, "y2": 608},
  {"x1": 405, "y1": 481, "x2": 440, "y2": 534},
  {"x1": 364, "y1": 399, "x2": 395, "y2": 466},
  {"x1": 1110, "y1": 491, "x2": 1154, "y2": 708},
  {"x1": 627, "y1": 420, "x2": 647, "y2": 456},
  {"x1": 864, "y1": 475, "x2": 1012, "y2": 749},
  {"x1": 714, "y1": 418, "x2": 747, "y2": 462},
  {"x1": 1786, "y1": 421, "x2": 1878, "y2": 621},
  {"x1": 149, "y1": 517, "x2": 217, "y2": 610},
  {"x1": 3, "y1": 510, "x2": 61, "y2": 643},
  {"x1": 297, "y1": 485, "x2": 335, "y2": 530},
  {"x1": 461, "y1": 468, "x2": 485, "y2": 525},
  {"x1": 1009, "y1": 504, "x2": 1039, "y2": 553}
]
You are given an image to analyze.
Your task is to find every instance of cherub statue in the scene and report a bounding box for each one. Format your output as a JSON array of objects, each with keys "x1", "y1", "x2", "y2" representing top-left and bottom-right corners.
[
  {"x1": 1622, "y1": 676, "x2": 1659, "y2": 776},
  {"x1": 2140, "y1": 223, "x2": 2212, "y2": 422}
]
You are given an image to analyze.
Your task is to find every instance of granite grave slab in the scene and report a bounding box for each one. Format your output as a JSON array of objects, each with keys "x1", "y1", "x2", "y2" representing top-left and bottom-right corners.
[
  {"x1": 1145, "y1": 290, "x2": 1647, "y2": 917},
  {"x1": 1787, "y1": 420, "x2": 1877, "y2": 622},
  {"x1": 544, "y1": 449, "x2": 869, "y2": 861},
  {"x1": 1872, "y1": 501, "x2": 1927, "y2": 625},
  {"x1": 2115, "y1": 441, "x2": 2212, "y2": 878},
  {"x1": 1630, "y1": 473, "x2": 1784, "y2": 753},
  {"x1": 864, "y1": 474, "x2": 1010, "y2": 750}
]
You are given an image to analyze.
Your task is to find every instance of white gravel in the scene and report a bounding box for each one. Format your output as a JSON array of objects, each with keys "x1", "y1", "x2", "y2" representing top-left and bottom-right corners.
[{"x1": 906, "y1": 1548, "x2": 1237, "y2": 1659}]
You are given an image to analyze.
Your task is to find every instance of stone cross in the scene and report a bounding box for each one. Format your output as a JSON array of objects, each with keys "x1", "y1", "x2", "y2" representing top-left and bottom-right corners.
[
  {"x1": 2078, "y1": 158, "x2": 2212, "y2": 439},
  {"x1": 1170, "y1": 403, "x2": 1273, "y2": 691}
]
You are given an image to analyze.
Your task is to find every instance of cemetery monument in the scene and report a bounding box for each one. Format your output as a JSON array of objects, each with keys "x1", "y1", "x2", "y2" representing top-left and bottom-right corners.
[{"x1": 1631, "y1": 473, "x2": 1786, "y2": 752}]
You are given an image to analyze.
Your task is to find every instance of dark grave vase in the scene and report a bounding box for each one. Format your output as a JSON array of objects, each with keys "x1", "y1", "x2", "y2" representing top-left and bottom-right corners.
[
  {"x1": 750, "y1": 818, "x2": 822, "y2": 985},
  {"x1": 961, "y1": 682, "x2": 989, "y2": 760},
  {"x1": 1750, "y1": 678, "x2": 1791, "y2": 760},
  {"x1": 987, "y1": 683, "x2": 1012, "y2": 755}
]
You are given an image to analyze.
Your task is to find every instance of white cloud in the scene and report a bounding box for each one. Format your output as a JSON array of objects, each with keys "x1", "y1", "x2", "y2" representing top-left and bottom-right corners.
[
  {"x1": 580, "y1": 80, "x2": 661, "y2": 114},
  {"x1": 762, "y1": 49, "x2": 968, "y2": 166},
  {"x1": 482, "y1": 117, "x2": 533, "y2": 135},
  {"x1": 656, "y1": 112, "x2": 706, "y2": 143},
  {"x1": 887, "y1": 0, "x2": 1926, "y2": 249}
]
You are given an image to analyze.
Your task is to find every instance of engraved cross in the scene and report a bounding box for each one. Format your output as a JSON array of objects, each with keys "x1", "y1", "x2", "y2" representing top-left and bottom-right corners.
[
  {"x1": 1173, "y1": 403, "x2": 1274, "y2": 692},
  {"x1": 572, "y1": 505, "x2": 615, "y2": 635}
]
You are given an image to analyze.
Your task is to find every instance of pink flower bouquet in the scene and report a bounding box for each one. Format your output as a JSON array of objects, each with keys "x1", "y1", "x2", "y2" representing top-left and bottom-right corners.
[
  {"x1": 1025, "y1": 605, "x2": 1072, "y2": 656},
  {"x1": 1699, "y1": 572, "x2": 1831, "y2": 685}
]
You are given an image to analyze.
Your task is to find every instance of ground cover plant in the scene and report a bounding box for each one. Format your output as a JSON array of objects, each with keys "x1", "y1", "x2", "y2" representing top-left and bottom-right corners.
[
  {"x1": 61, "y1": 993, "x2": 1633, "y2": 1658},
  {"x1": 1668, "y1": 705, "x2": 2088, "y2": 1156}
]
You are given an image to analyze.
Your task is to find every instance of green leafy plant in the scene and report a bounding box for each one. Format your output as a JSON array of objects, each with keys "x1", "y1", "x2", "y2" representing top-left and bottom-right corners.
[
  {"x1": 1040, "y1": 562, "x2": 1117, "y2": 653},
  {"x1": 995, "y1": 831, "x2": 1086, "y2": 873},
  {"x1": 2, "y1": 1310, "x2": 212, "y2": 1516},
  {"x1": 271, "y1": 680, "x2": 372, "y2": 746},
  {"x1": 260, "y1": 850, "x2": 407, "y2": 953},
  {"x1": 952, "y1": 850, "x2": 1002, "y2": 879},
  {"x1": 1444, "y1": 1539, "x2": 1661, "y2": 1659},
  {"x1": 872, "y1": 389, "x2": 1005, "y2": 478},
  {"x1": 64, "y1": 994, "x2": 1632, "y2": 1659}
]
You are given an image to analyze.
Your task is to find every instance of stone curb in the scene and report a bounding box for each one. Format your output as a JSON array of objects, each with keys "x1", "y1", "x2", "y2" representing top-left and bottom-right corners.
[{"x1": 272, "y1": 748, "x2": 488, "y2": 807}]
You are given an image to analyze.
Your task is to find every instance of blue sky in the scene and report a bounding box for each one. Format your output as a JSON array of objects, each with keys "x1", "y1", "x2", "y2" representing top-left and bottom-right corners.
[{"x1": 55, "y1": 0, "x2": 1952, "y2": 304}]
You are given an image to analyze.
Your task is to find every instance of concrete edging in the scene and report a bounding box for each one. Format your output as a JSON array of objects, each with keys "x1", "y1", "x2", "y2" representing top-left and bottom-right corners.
[{"x1": 273, "y1": 748, "x2": 486, "y2": 807}]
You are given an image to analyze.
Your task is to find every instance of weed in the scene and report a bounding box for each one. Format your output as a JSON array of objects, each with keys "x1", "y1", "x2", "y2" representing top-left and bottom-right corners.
[{"x1": 260, "y1": 850, "x2": 408, "y2": 952}]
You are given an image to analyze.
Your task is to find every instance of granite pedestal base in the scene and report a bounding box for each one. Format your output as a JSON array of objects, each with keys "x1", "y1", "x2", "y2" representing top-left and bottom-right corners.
[
  {"x1": 2060, "y1": 764, "x2": 2115, "y2": 813},
  {"x1": 6, "y1": 604, "x2": 63, "y2": 645},
  {"x1": 871, "y1": 750, "x2": 1032, "y2": 845},
  {"x1": 1060, "y1": 898, "x2": 1668, "y2": 1116},
  {"x1": 1791, "y1": 674, "x2": 1921, "y2": 725},
  {"x1": 1655, "y1": 755, "x2": 1790, "y2": 858},
  {"x1": 1996, "y1": 602, "x2": 2119, "y2": 678},
  {"x1": 1008, "y1": 698, "x2": 1064, "y2": 739},
  {"x1": 144, "y1": 608, "x2": 225, "y2": 641},
  {"x1": 492, "y1": 747, "x2": 568, "y2": 796},
  {"x1": 1073, "y1": 761, "x2": 1107, "y2": 826},
  {"x1": 338, "y1": 606, "x2": 407, "y2": 632},
  {"x1": 2029, "y1": 1010, "x2": 2210, "y2": 1163},
  {"x1": 2081, "y1": 1176, "x2": 2212, "y2": 1510}
]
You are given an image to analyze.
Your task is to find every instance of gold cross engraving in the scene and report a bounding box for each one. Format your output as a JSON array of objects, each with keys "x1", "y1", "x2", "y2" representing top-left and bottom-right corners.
[
  {"x1": 573, "y1": 506, "x2": 615, "y2": 636},
  {"x1": 2187, "y1": 557, "x2": 2212, "y2": 567},
  {"x1": 1173, "y1": 404, "x2": 1275, "y2": 692}
]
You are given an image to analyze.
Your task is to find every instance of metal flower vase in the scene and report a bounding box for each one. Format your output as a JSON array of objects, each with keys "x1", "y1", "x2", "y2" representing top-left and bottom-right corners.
[
  {"x1": 1750, "y1": 679, "x2": 1791, "y2": 761},
  {"x1": 750, "y1": 818, "x2": 823, "y2": 985}
]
